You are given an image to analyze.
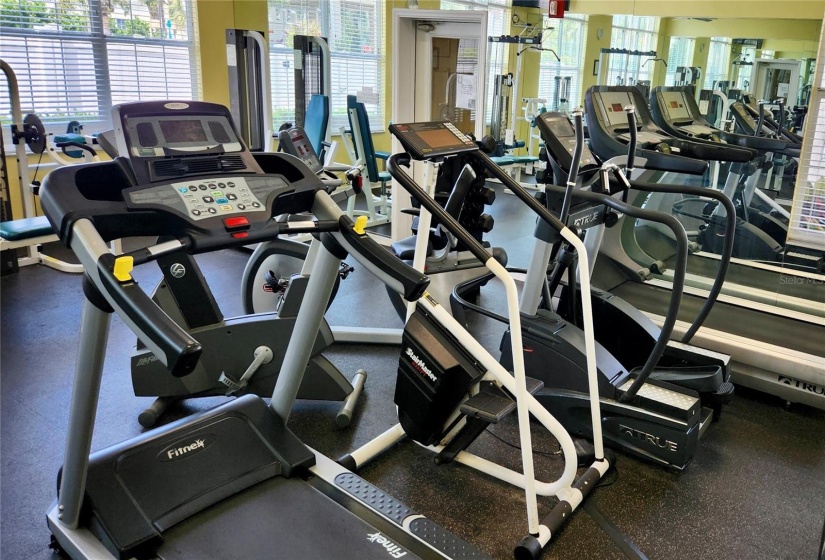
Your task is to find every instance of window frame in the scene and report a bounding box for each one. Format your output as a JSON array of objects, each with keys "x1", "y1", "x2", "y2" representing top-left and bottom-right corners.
[
  {"x1": 266, "y1": 0, "x2": 385, "y2": 133},
  {"x1": 537, "y1": 14, "x2": 588, "y2": 111},
  {"x1": 0, "y1": 0, "x2": 201, "y2": 137},
  {"x1": 607, "y1": 15, "x2": 660, "y2": 88}
]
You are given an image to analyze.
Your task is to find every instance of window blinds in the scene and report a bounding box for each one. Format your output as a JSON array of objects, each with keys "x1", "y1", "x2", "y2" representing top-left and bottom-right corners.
[
  {"x1": 788, "y1": 19, "x2": 825, "y2": 252},
  {"x1": 703, "y1": 37, "x2": 732, "y2": 90},
  {"x1": 0, "y1": 0, "x2": 201, "y2": 130},
  {"x1": 665, "y1": 36, "x2": 695, "y2": 86},
  {"x1": 607, "y1": 16, "x2": 659, "y2": 87},
  {"x1": 537, "y1": 15, "x2": 588, "y2": 111},
  {"x1": 267, "y1": 0, "x2": 383, "y2": 132}
]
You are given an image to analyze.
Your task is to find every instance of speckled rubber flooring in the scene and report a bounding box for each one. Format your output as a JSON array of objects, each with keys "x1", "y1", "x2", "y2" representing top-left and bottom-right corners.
[{"x1": 2, "y1": 185, "x2": 823, "y2": 560}]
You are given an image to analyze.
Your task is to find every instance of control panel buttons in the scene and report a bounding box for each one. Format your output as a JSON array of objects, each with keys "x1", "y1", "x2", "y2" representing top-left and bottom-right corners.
[
  {"x1": 223, "y1": 216, "x2": 249, "y2": 229},
  {"x1": 191, "y1": 209, "x2": 201, "y2": 216},
  {"x1": 218, "y1": 182, "x2": 226, "y2": 188},
  {"x1": 251, "y1": 202, "x2": 261, "y2": 208},
  {"x1": 216, "y1": 197, "x2": 229, "y2": 204},
  {"x1": 227, "y1": 193, "x2": 237, "y2": 201},
  {"x1": 199, "y1": 184, "x2": 207, "y2": 190},
  {"x1": 219, "y1": 204, "x2": 233, "y2": 211},
  {"x1": 188, "y1": 186, "x2": 198, "y2": 192},
  {"x1": 211, "y1": 190, "x2": 223, "y2": 197},
  {"x1": 207, "y1": 208, "x2": 217, "y2": 214},
  {"x1": 202, "y1": 196, "x2": 214, "y2": 203},
  {"x1": 237, "y1": 204, "x2": 246, "y2": 210},
  {"x1": 178, "y1": 187, "x2": 189, "y2": 193},
  {"x1": 227, "y1": 181, "x2": 236, "y2": 187}
]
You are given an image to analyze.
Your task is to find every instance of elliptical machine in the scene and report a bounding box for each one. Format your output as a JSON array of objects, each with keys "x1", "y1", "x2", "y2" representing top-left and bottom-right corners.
[{"x1": 452, "y1": 109, "x2": 735, "y2": 471}]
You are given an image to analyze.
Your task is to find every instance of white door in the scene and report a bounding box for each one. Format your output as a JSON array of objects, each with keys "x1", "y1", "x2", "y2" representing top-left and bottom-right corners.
[{"x1": 391, "y1": 9, "x2": 488, "y2": 241}]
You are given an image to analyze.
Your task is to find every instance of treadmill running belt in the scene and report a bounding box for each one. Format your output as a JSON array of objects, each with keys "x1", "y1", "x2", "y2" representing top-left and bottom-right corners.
[{"x1": 158, "y1": 476, "x2": 421, "y2": 559}]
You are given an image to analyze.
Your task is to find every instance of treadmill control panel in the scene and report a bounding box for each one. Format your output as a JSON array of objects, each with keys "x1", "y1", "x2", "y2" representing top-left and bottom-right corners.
[
  {"x1": 535, "y1": 112, "x2": 596, "y2": 169},
  {"x1": 390, "y1": 121, "x2": 477, "y2": 160},
  {"x1": 127, "y1": 176, "x2": 276, "y2": 221}
]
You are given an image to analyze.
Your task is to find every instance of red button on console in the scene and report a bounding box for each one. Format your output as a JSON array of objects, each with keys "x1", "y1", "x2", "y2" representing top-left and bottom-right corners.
[
  {"x1": 223, "y1": 216, "x2": 249, "y2": 228},
  {"x1": 231, "y1": 232, "x2": 249, "y2": 239}
]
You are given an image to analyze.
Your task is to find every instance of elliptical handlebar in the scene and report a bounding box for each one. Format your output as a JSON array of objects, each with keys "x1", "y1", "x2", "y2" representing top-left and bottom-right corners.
[
  {"x1": 756, "y1": 100, "x2": 767, "y2": 137},
  {"x1": 558, "y1": 108, "x2": 585, "y2": 225},
  {"x1": 624, "y1": 105, "x2": 637, "y2": 178}
]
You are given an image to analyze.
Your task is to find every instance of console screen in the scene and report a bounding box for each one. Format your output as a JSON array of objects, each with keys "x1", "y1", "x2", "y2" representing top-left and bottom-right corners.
[
  {"x1": 159, "y1": 120, "x2": 208, "y2": 143},
  {"x1": 417, "y1": 128, "x2": 467, "y2": 150},
  {"x1": 597, "y1": 92, "x2": 634, "y2": 126},
  {"x1": 662, "y1": 92, "x2": 692, "y2": 121}
]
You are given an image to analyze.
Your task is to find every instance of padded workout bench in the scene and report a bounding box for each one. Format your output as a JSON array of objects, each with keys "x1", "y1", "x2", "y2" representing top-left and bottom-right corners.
[
  {"x1": 0, "y1": 216, "x2": 83, "y2": 273},
  {"x1": 490, "y1": 140, "x2": 540, "y2": 189},
  {"x1": 340, "y1": 95, "x2": 391, "y2": 227}
]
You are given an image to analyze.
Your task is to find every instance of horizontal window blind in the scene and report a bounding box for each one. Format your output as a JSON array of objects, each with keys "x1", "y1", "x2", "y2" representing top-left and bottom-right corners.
[
  {"x1": 703, "y1": 37, "x2": 731, "y2": 90},
  {"x1": 788, "y1": 19, "x2": 825, "y2": 252},
  {"x1": 664, "y1": 36, "x2": 694, "y2": 86},
  {"x1": 267, "y1": 0, "x2": 383, "y2": 132},
  {"x1": 537, "y1": 14, "x2": 587, "y2": 111},
  {"x1": 0, "y1": 0, "x2": 201, "y2": 131},
  {"x1": 607, "y1": 16, "x2": 659, "y2": 87}
]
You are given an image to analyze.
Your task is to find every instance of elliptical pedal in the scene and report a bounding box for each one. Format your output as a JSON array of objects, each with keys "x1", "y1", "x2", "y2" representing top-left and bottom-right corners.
[{"x1": 460, "y1": 376, "x2": 544, "y2": 423}]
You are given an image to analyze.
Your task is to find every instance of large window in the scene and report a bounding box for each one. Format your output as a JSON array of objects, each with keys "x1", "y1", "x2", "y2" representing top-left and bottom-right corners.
[
  {"x1": 665, "y1": 36, "x2": 695, "y2": 86},
  {"x1": 789, "y1": 19, "x2": 825, "y2": 252},
  {"x1": 0, "y1": 0, "x2": 201, "y2": 131},
  {"x1": 268, "y1": 0, "x2": 383, "y2": 131},
  {"x1": 703, "y1": 37, "x2": 732, "y2": 90},
  {"x1": 607, "y1": 15, "x2": 659, "y2": 87},
  {"x1": 537, "y1": 14, "x2": 588, "y2": 111}
]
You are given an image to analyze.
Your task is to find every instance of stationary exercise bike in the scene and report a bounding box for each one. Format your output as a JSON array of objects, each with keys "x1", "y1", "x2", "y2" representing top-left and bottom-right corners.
[{"x1": 129, "y1": 123, "x2": 366, "y2": 428}]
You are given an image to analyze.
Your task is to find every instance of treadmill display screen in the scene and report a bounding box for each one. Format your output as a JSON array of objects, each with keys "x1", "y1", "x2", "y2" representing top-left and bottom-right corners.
[
  {"x1": 662, "y1": 92, "x2": 692, "y2": 121},
  {"x1": 159, "y1": 120, "x2": 208, "y2": 143},
  {"x1": 597, "y1": 92, "x2": 634, "y2": 126},
  {"x1": 124, "y1": 114, "x2": 243, "y2": 158}
]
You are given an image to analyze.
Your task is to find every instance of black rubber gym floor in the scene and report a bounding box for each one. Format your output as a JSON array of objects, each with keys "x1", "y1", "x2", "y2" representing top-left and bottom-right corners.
[{"x1": 2, "y1": 184, "x2": 823, "y2": 559}]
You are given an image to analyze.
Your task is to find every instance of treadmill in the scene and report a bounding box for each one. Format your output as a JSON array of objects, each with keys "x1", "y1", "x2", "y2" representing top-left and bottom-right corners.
[
  {"x1": 584, "y1": 86, "x2": 751, "y2": 179},
  {"x1": 584, "y1": 90, "x2": 825, "y2": 412},
  {"x1": 649, "y1": 86, "x2": 791, "y2": 261},
  {"x1": 41, "y1": 100, "x2": 491, "y2": 559}
]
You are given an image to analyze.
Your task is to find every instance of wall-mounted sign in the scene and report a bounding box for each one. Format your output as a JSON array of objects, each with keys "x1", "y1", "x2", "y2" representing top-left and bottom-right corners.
[
  {"x1": 733, "y1": 38, "x2": 764, "y2": 48},
  {"x1": 548, "y1": 0, "x2": 569, "y2": 18}
]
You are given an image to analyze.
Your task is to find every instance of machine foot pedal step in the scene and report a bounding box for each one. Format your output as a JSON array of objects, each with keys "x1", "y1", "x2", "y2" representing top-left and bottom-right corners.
[
  {"x1": 461, "y1": 377, "x2": 544, "y2": 423},
  {"x1": 716, "y1": 381, "x2": 734, "y2": 397},
  {"x1": 525, "y1": 376, "x2": 544, "y2": 395},
  {"x1": 408, "y1": 518, "x2": 492, "y2": 558},
  {"x1": 460, "y1": 393, "x2": 515, "y2": 423},
  {"x1": 335, "y1": 473, "x2": 412, "y2": 524}
]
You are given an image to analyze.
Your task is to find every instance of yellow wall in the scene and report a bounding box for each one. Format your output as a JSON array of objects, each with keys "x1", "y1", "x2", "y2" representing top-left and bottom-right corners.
[
  {"x1": 571, "y1": 0, "x2": 825, "y2": 19},
  {"x1": 6, "y1": 0, "x2": 825, "y2": 220}
]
